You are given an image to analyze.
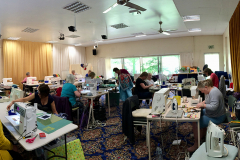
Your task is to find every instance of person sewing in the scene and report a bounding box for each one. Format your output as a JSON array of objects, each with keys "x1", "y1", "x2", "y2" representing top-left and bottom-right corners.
[
  {"x1": 21, "y1": 72, "x2": 30, "y2": 84},
  {"x1": 88, "y1": 72, "x2": 95, "y2": 79},
  {"x1": 61, "y1": 74, "x2": 84, "y2": 109},
  {"x1": 85, "y1": 70, "x2": 92, "y2": 77},
  {"x1": 145, "y1": 73, "x2": 155, "y2": 86},
  {"x1": 135, "y1": 72, "x2": 153, "y2": 99},
  {"x1": 72, "y1": 70, "x2": 76, "y2": 75},
  {"x1": 187, "y1": 79, "x2": 226, "y2": 152},
  {"x1": 203, "y1": 68, "x2": 219, "y2": 88},
  {"x1": 0, "y1": 119, "x2": 23, "y2": 160},
  {"x1": 7, "y1": 84, "x2": 58, "y2": 114}
]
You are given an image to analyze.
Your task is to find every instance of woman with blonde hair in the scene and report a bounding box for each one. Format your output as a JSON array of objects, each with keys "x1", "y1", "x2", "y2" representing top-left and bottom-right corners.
[{"x1": 187, "y1": 79, "x2": 226, "y2": 152}]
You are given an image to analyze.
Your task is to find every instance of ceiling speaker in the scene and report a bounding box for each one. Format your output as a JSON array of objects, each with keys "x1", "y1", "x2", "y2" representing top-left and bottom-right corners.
[
  {"x1": 93, "y1": 49, "x2": 97, "y2": 55},
  {"x1": 68, "y1": 26, "x2": 77, "y2": 32},
  {"x1": 101, "y1": 35, "x2": 107, "y2": 39}
]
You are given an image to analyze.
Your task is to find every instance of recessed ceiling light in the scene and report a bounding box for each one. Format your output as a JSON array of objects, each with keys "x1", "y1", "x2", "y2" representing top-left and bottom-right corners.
[
  {"x1": 47, "y1": 41, "x2": 58, "y2": 43},
  {"x1": 8, "y1": 37, "x2": 21, "y2": 40},
  {"x1": 75, "y1": 43, "x2": 82, "y2": 46},
  {"x1": 182, "y1": 15, "x2": 200, "y2": 22},
  {"x1": 135, "y1": 35, "x2": 146, "y2": 37},
  {"x1": 188, "y1": 28, "x2": 201, "y2": 32}
]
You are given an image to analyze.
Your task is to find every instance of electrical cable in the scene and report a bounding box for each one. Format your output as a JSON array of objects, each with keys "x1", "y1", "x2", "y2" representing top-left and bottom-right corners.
[
  {"x1": 17, "y1": 130, "x2": 26, "y2": 141},
  {"x1": 223, "y1": 145, "x2": 229, "y2": 157}
]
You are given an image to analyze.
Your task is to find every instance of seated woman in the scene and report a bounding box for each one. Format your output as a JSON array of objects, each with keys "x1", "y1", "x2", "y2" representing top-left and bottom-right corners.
[
  {"x1": 0, "y1": 119, "x2": 23, "y2": 160},
  {"x1": 61, "y1": 74, "x2": 83, "y2": 109},
  {"x1": 145, "y1": 73, "x2": 155, "y2": 86},
  {"x1": 203, "y1": 68, "x2": 219, "y2": 88},
  {"x1": 7, "y1": 84, "x2": 58, "y2": 114},
  {"x1": 187, "y1": 79, "x2": 226, "y2": 152},
  {"x1": 88, "y1": 72, "x2": 95, "y2": 79},
  {"x1": 85, "y1": 70, "x2": 92, "y2": 77},
  {"x1": 135, "y1": 72, "x2": 153, "y2": 99}
]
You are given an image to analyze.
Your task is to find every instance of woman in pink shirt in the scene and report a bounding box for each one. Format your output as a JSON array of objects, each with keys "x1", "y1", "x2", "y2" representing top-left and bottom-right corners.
[
  {"x1": 21, "y1": 72, "x2": 30, "y2": 84},
  {"x1": 203, "y1": 68, "x2": 219, "y2": 88}
]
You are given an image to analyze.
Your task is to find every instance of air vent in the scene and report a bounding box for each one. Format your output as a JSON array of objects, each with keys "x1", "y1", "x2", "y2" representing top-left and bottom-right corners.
[
  {"x1": 111, "y1": 23, "x2": 129, "y2": 29},
  {"x1": 131, "y1": 32, "x2": 145, "y2": 36},
  {"x1": 63, "y1": 1, "x2": 91, "y2": 13},
  {"x1": 22, "y1": 27, "x2": 39, "y2": 33},
  {"x1": 65, "y1": 35, "x2": 80, "y2": 38}
]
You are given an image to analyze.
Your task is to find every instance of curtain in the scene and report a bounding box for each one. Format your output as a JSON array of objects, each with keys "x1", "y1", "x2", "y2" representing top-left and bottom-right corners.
[
  {"x1": 180, "y1": 53, "x2": 193, "y2": 67},
  {"x1": 97, "y1": 58, "x2": 106, "y2": 78},
  {"x1": 0, "y1": 40, "x2": 3, "y2": 82},
  {"x1": 229, "y1": 1, "x2": 240, "y2": 92},
  {"x1": 3, "y1": 40, "x2": 53, "y2": 89}
]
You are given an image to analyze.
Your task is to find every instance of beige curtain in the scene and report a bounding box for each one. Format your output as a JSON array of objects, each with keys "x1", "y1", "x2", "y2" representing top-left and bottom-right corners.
[
  {"x1": 3, "y1": 40, "x2": 53, "y2": 89},
  {"x1": 0, "y1": 40, "x2": 3, "y2": 82},
  {"x1": 229, "y1": 1, "x2": 240, "y2": 92},
  {"x1": 180, "y1": 53, "x2": 193, "y2": 67}
]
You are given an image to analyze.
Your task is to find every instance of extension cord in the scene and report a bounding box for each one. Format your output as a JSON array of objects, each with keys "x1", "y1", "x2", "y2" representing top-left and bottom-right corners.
[{"x1": 172, "y1": 140, "x2": 181, "y2": 145}]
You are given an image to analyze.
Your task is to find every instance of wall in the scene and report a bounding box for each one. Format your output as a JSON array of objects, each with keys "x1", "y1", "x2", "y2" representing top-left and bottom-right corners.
[
  {"x1": 86, "y1": 35, "x2": 224, "y2": 76},
  {"x1": 223, "y1": 25, "x2": 232, "y2": 75},
  {"x1": 0, "y1": 40, "x2": 3, "y2": 81}
]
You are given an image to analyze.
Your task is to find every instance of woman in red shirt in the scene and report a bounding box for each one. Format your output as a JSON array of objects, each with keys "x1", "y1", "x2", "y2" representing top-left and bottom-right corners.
[{"x1": 203, "y1": 68, "x2": 219, "y2": 88}]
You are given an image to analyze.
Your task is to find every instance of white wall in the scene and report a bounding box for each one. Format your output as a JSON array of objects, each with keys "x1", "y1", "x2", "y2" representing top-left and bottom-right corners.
[
  {"x1": 223, "y1": 25, "x2": 232, "y2": 75},
  {"x1": 0, "y1": 40, "x2": 3, "y2": 82},
  {"x1": 86, "y1": 35, "x2": 224, "y2": 75}
]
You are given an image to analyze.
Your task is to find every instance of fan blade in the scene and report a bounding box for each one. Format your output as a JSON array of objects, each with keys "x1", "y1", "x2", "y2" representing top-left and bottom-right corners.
[
  {"x1": 162, "y1": 32, "x2": 170, "y2": 35},
  {"x1": 124, "y1": 2, "x2": 146, "y2": 11},
  {"x1": 164, "y1": 29, "x2": 177, "y2": 32},
  {"x1": 103, "y1": 3, "x2": 118, "y2": 13}
]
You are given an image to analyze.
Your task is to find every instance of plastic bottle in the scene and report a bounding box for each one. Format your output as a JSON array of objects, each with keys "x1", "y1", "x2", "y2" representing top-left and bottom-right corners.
[{"x1": 156, "y1": 143, "x2": 163, "y2": 160}]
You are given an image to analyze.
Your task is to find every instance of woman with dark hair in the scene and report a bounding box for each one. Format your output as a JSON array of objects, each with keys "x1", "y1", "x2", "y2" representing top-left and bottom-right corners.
[
  {"x1": 135, "y1": 72, "x2": 153, "y2": 99},
  {"x1": 203, "y1": 68, "x2": 219, "y2": 88},
  {"x1": 7, "y1": 84, "x2": 58, "y2": 114}
]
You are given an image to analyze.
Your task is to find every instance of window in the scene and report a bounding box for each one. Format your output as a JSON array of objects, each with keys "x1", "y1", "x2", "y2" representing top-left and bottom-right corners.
[
  {"x1": 124, "y1": 58, "x2": 140, "y2": 75},
  {"x1": 204, "y1": 53, "x2": 219, "y2": 72},
  {"x1": 161, "y1": 55, "x2": 180, "y2": 75},
  {"x1": 111, "y1": 59, "x2": 122, "y2": 77},
  {"x1": 141, "y1": 57, "x2": 158, "y2": 74}
]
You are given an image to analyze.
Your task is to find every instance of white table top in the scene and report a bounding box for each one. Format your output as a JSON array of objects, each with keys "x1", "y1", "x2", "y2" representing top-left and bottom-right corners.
[
  {"x1": 0, "y1": 102, "x2": 78, "y2": 151},
  {"x1": 147, "y1": 98, "x2": 201, "y2": 122},
  {"x1": 82, "y1": 91, "x2": 108, "y2": 98}
]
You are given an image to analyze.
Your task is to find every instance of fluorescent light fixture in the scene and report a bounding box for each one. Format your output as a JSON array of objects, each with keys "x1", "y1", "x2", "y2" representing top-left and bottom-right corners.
[
  {"x1": 135, "y1": 35, "x2": 146, "y2": 37},
  {"x1": 75, "y1": 43, "x2": 82, "y2": 46},
  {"x1": 8, "y1": 37, "x2": 21, "y2": 40},
  {"x1": 182, "y1": 15, "x2": 200, "y2": 22},
  {"x1": 47, "y1": 41, "x2": 58, "y2": 43},
  {"x1": 103, "y1": 3, "x2": 118, "y2": 13},
  {"x1": 188, "y1": 28, "x2": 201, "y2": 32}
]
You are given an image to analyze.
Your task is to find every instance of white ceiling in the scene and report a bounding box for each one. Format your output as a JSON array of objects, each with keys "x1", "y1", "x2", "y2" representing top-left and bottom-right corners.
[{"x1": 0, "y1": 0, "x2": 238, "y2": 47}]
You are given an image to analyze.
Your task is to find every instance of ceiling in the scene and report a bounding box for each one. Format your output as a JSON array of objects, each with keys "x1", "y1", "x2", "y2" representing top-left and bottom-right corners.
[{"x1": 0, "y1": 0, "x2": 238, "y2": 47}]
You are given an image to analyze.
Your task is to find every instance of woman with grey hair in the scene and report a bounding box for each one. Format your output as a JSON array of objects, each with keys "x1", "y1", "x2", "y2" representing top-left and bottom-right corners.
[
  {"x1": 21, "y1": 72, "x2": 30, "y2": 83},
  {"x1": 61, "y1": 74, "x2": 82, "y2": 108}
]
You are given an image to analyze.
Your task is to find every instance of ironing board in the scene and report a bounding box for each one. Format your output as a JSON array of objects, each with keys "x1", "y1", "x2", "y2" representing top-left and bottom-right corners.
[{"x1": 190, "y1": 142, "x2": 238, "y2": 160}]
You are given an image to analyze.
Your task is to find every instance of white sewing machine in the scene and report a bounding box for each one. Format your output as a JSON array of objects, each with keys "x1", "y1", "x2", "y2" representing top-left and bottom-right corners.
[
  {"x1": 5, "y1": 102, "x2": 37, "y2": 137},
  {"x1": 51, "y1": 77, "x2": 61, "y2": 85},
  {"x1": 44, "y1": 76, "x2": 54, "y2": 83},
  {"x1": 2, "y1": 78, "x2": 13, "y2": 85},
  {"x1": 10, "y1": 87, "x2": 24, "y2": 101},
  {"x1": 75, "y1": 74, "x2": 83, "y2": 81},
  {"x1": 83, "y1": 82, "x2": 97, "y2": 96},
  {"x1": 152, "y1": 88, "x2": 172, "y2": 114},
  {"x1": 206, "y1": 121, "x2": 227, "y2": 157},
  {"x1": 27, "y1": 77, "x2": 37, "y2": 84},
  {"x1": 0, "y1": 96, "x2": 10, "y2": 103},
  {"x1": 182, "y1": 78, "x2": 196, "y2": 89},
  {"x1": 190, "y1": 86, "x2": 201, "y2": 106}
]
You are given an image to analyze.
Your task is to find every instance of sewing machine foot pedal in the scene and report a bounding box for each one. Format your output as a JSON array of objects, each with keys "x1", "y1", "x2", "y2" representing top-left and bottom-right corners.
[{"x1": 172, "y1": 140, "x2": 181, "y2": 145}]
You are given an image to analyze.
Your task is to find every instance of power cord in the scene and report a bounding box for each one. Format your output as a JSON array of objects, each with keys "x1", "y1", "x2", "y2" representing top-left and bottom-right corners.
[{"x1": 17, "y1": 130, "x2": 26, "y2": 141}]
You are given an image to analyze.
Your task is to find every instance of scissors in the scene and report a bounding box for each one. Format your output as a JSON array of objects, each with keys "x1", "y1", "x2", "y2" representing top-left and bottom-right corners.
[{"x1": 26, "y1": 134, "x2": 38, "y2": 143}]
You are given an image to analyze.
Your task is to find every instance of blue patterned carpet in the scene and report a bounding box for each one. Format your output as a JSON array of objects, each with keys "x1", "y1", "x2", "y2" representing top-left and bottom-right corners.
[{"x1": 66, "y1": 96, "x2": 231, "y2": 160}]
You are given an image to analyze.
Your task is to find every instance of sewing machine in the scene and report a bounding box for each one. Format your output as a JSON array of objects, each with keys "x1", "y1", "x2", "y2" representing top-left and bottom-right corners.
[
  {"x1": 190, "y1": 86, "x2": 201, "y2": 106},
  {"x1": 27, "y1": 77, "x2": 37, "y2": 84},
  {"x1": 75, "y1": 74, "x2": 83, "y2": 81},
  {"x1": 44, "y1": 76, "x2": 54, "y2": 83},
  {"x1": 10, "y1": 88, "x2": 24, "y2": 101},
  {"x1": 2, "y1": 78, "x2": 13, "y2": 85},
  {"x1": 82, "y1": 82, "x2": 97, "y2": 96},
  {"x1": 5, "y1": 102, "x2": 37, "y2": 137},
  {"x1": 152, "y1": 88, "x2": 172, "y2": 114},
  {"x1": 0, "y1": 96, "x2": 10, "y2": 103},
  {"x1": 182, "y1": 78, "x2": 196, "y2": 89},
  {"x1": 51, "y1": 77, "x2": 61, "y2": 85},
  {"x1": 206, "y1": 121, "x2": 227, "y2": 157}
]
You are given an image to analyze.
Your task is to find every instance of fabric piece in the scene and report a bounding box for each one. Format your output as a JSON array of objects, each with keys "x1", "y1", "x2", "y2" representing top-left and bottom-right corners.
[
  {"x1": 37, "y1": 114, "x2": 62, "y2": 126},
  {"x1": 52, "y1": 95, "x2": 73, "y2": 121},
  {"x1": 56, "y1": 87, "x2": 62, "y2": 97},
  {"x1": 118, "y1": 73, "x2": 133, "y2": 101},
  {"x1": 210, "y1": 73, "x2": 219, "y2": 88},
  {"x1": 37, "y1": 118, "x2": 72, "y2": 134},
  {"x1": 3, "y1": 40, "x2": 53, "y2": 90},
  {"x1": 34, "y1": 92, "x2": 54, "y2": 111},
  {"x1": 47, "y1": 139, "x2": 85, "y2": 160},
  {"x1": 229, "y1": 2, "x2": 240, "y2": 92},
  {"x1": 61, "y1": 83, "x2": 77, "y2": 106},
  {"x1": 205, "y1": 87, "x2": 226, "y2": 117}
]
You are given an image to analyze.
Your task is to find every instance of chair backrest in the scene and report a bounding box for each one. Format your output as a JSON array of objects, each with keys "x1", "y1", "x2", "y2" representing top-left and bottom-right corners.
[
  {"x1": 182, "y1": 88, "x2": 191, "y2": 97},
  {"x1": 228, "y1": 95, "x2": 237, "y2": 111}
]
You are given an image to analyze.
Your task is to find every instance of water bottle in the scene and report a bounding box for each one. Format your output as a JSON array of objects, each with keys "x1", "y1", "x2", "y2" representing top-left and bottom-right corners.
[{"x1": 156, "y1": 143, "x2": 163, "y2": 160}]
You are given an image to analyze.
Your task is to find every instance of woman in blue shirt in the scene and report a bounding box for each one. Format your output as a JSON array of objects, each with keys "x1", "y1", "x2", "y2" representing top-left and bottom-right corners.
[
  {"x1": 61, "y1": 74, "x2": 82, "y2": 108},
  {"x1": 7, "y1": 84, "x2": 58, "y2": 114}
]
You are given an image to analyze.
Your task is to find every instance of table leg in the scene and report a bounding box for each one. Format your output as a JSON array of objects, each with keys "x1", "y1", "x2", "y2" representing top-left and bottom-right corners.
[
  {"x1": 91, "y1": 98, "x2": 95, "y2": 125},
  {"x1": 87, "y1": 99, "x2": 93, "y2": 129},
  {"x1": 65, "y1": 134, "x2": 67, "y2": 160},
  {"x1": 148, "y1": 120, "x2": 151, "y2": 160},
  {"x1": 108, "y1": 92, "x2": 110, "y2": 117},
  {"x1": 197, "y1": 120, "x2": 200, "y2": 147}
]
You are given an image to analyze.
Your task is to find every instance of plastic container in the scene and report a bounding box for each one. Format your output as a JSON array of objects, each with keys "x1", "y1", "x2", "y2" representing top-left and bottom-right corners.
[
  {"x1": 44, "y1": 81, "x2": 49, "y2": 83},
  {"x1": 156, "y1": 143, "x2": 163, "y2": 160}
]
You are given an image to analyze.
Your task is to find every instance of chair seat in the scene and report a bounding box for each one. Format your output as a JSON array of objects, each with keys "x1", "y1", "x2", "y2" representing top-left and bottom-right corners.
[{"x1": 132, "y1": 109, "x2": 151, "y2": 117}]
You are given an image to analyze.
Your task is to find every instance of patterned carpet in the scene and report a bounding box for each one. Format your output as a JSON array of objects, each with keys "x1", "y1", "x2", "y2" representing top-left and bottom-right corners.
[{"x1": 65, "y1": 96, "x2": 232, "y2": 160}]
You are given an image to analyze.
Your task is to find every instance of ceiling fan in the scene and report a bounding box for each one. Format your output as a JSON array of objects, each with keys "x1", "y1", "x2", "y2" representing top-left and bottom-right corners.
[
  {"x1": 103, "y1": 0, "x2": 146, "y2": 13},
  {"x1": 152, "y1": 21, "x2": 177, "y2": 35}
]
